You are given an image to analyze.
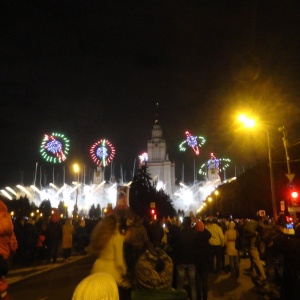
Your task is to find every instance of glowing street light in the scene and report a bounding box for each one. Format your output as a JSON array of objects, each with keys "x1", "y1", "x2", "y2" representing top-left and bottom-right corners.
[
  {"x1": 238, "y1": 114, "x2": 255, "y2": 128},
  {"x1": 214, "y1": 190, "x2": 219, "y2": 213},
  {"x1": 238, "y1": 115, "x2": 277, "y2": 219}
]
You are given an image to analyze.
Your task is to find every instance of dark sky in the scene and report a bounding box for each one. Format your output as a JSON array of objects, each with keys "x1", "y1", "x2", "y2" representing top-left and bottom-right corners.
[{"x1": 1, "y1": 0, "x2": 300, "y2": 187}]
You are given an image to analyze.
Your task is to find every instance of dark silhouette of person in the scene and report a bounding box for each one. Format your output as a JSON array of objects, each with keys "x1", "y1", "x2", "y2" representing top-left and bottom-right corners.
[
  {"x1": 45, "y1": 212, "x2": 62, "y2": 263},
  {"x1": 172, "y1": 216, "x2": 197, "y2": 300},
  {"x1": 23, "y1": 217, "x2": 39, "y2": 265},
  {"x1": 194, "y1": 220, "x2": 212, "y2": 300},
  {"x1": 124, "y1": 215, "x2": 149, "y2": 286},
  {"x1": 148, "y1": 219, "x2": 164, "y2": 248},
  {"x1": 13, "y1": 216, "x2": 25, "y2": 264}
]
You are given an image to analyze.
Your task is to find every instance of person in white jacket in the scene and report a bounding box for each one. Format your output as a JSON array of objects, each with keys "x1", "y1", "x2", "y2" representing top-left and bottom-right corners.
[
  {"x1": 89, "y1": 215, "x2": 131, "y2": 300},
  {"x1": 205, "y1": 218, "x2": 224, "y2": 274},
  {"x1": 72, "y1": 272, "x2": 119, "y2": 300},
  {"x1": 224, "y1": 222, "x2": 240, "y2": 278}
]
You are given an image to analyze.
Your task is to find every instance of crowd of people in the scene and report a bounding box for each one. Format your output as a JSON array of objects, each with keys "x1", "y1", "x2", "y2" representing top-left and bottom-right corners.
[
  {"x1": 74, "y1": 211, "x2": 300, "y2": 300},
  {"x1": 1, "y1": 196, "x2": 300, "y2": 300},
  {"x1": 74, "y1": 209, "x2": 300, "y2": 300},
  {"x1": 0, "y1": 201, "x2": 93, "y2": 300},
  {"x1": 12, "y1": 212, "x2": 90, "y2": 266}
]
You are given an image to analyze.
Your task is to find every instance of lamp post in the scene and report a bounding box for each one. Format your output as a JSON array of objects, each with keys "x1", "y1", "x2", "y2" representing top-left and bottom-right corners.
[
  {"x1": 265, "y1": 129, "x2": 277, "y2": 220},
  {"x1": 238, "y1": 115, "x2": 277, "y2": 220},
  {"x1": 208, "y1": 196, "x2": 212, "y2": 216},
  {"x1": 279, "y1": 126, "x2": 291, "y2": 174},
  {"x1": 278, "y1": 126, "x2": 295, "y2": 183},
  {"x1": 73, "y1": 163, "x2": 80, "y2": 217},
  {"x1": 64, "y1": 203, "x2": 68, "y2": 218},
  {"x1": 278, "y1": 126, "x2": 296, "y2": 217}
]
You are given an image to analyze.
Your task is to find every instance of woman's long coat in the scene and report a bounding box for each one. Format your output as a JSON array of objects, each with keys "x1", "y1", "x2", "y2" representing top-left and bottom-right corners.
[
  {"x1": 91, "y1": 229, "x2": 131, "y2": 288},
  {"x1": 224, "y1": 222, "x2": 238, "y2": 256},
  {"x1": 62, "y1": 220, "x2": 75, "y2": 249}
]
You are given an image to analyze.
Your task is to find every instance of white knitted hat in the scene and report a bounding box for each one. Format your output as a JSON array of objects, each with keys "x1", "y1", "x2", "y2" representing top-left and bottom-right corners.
[{"x1": 72, "y1": 272, "x2": 119, "y2": 300}]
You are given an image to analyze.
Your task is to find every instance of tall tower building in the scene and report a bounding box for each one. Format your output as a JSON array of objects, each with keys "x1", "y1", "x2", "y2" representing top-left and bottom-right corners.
[{"x1": 147, "y1": 104, "x2": 175, "y2": 195}]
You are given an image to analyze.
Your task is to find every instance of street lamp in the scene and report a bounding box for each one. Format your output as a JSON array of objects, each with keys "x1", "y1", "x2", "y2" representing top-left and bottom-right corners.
[
  {"x1": 214, "y1": 190, "x2": 219, "y2": 213},
  {"x1": 73, "y1": 163, "x2": 80, "y2": 216},
  {"x1": 238, "y1": 115, "x2": 277, "y2": 220}
]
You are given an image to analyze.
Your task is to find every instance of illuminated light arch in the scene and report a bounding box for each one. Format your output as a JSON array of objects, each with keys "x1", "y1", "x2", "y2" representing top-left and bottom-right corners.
[
  {"x1": 179, "y1": 131, "x2": 206, "y2": 155},
  {"x1": 40, "y1": 132, "x2": 70, "y2": 163},
  {"x1": 90, "y1": 139, "x2": 115, "y2": 167}
]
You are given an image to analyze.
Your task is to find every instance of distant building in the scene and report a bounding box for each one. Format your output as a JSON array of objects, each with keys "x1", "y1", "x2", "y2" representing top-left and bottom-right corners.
[
  {"x1": 146, "y1": 114, "x2": 176, "y2": 196},
  {"x1": 92, "y1": 105, "x2": 176, "y2": 196},
  {"x1": 93, "y1": 166, "x2": 104, "y2": 184}
]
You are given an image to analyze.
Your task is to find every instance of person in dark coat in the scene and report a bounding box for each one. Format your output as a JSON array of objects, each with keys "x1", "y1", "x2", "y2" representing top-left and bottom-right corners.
[
  {"x1": 264, "y1": 228, "x2": 300, "y2": 300},
  {"x1": 148, "y1": 219, "x2": 164, "y2": 248},
  {"x1": 172, "y1": 216, "x2": 197, "y2": 300},
  {"x1": 194, "y1": 220, "x2": 212, "y2": 300},
  {"x1": 166, "y1": 218, "x2": 181, "y2": 288},
  {"x1": 23, "y1": 217, "x2": 39, "y2": 265},
  {"x1": 13, "y1": 216, "x2": 25, "y2": 264},
  {"x1": 124, "y1": 215, "x2": 149, "y2": 286},
  {"x1": 45, "y1": 212, "x2": 62, "y2": 263},
  {"x1": 75, "y1": 219, "x2": 88, "y2": 254}
]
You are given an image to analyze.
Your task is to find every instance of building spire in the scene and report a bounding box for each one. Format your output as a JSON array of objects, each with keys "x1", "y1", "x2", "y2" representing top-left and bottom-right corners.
[{"x1": 154, "y1": 102, "x2": 159, "y2": 124}]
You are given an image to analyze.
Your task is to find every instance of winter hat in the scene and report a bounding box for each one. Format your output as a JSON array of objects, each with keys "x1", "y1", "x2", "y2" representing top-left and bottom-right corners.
[
  {"x1": 0, "y1": 200, "x2": 7, "y2": 213},
  {"x1": 72, "y1": 272, "x2": 119, "y2": 300},
  {"x1": 50, "y1": 212, "x2": 60, "y2": 223},
  {"x1": 195, "y1": 220, "x2": 204, "y2": 232}
]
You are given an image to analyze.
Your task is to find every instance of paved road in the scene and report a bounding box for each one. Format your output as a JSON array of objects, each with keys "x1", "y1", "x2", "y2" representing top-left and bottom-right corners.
[
  {"x1": 7, "y1": 254, "x2": 265, "y2": 300},
  {"x1": 8, "y1": 254, "x2": 97, "y2": 300},
  {"x1": 207, "y1": 257, "x2": 264, "y2": 300}
]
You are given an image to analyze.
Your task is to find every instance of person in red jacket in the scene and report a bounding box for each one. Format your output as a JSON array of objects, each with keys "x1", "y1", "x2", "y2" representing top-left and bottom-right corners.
[{"x1": 0, "y1": 200, "x2": 18, "y2": 300}]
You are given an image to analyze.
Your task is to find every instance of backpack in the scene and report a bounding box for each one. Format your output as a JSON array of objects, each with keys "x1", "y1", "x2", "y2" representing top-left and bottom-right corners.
[{"x1": 135, "y1": 247, "x2": 173, "y2": 289}]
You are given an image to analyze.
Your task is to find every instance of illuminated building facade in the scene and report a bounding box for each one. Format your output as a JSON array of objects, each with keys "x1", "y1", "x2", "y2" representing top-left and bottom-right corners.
[{"x1": 147, "y1": 117, "x2": 176, "y2": 196}]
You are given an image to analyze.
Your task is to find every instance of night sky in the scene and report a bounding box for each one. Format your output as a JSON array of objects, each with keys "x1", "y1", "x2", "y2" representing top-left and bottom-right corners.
[{"x1": 1, "y1": 0, "x2": 300, "y2": 187}]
